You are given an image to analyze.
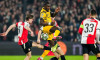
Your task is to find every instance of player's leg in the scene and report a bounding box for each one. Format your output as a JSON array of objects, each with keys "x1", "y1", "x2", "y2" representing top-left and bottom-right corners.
[
  {"x1": 32, "y1": 42, "x2": 51, "y2": 50},
  {"x1": 56, "y1": 46, "x2": 66, "y2": 60},
  {"x1": 50, "y1": 52, "x2": 60, "y2": 60},
  {"x1": 49, "y1": 26, "x2": 62, "y2": 40},
  {"x1": 20, "y1": 41, "x2": 32, "y2": 60},
  {"x1": 38, "y1": 50, "x2": 50, "y2": 60},
  {"x1": 96, "y1": 53, "x2": 100, "y2": 60},
  {"x1": 83, "y1": 54, "x2": 89, "y2": 60},
  {"x1": 32, "y1": 41, "x2": 57, "y2": 51},
  {"x1": 24, "y1": 51, "x2": 32, "y2": 60},
  {"x1": 82, "y1": 44, "x2": 90, "y2": 60},
  {"x1": 90, "y1": 44, "x2": 100, "y2": 60},
  {"x1": 37, "y1": 42, "x2": 50, "y2": 60}
]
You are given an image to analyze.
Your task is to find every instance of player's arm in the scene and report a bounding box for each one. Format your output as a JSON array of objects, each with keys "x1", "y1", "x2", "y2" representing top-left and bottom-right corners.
[
  {"x1": 96, "y1": 29, "x2": 100, "y2": 43},
  {"x1": 96, "y1": 21, "x2": 100, "y2": 44},
  {"x1": 24, "y1": 26, "x2": 34, "y2": 36},
  {"x1": 51, "y1": 7, "x2": 60, "y2": 17},
  {"x1": 78, "y1": 22, "x2": 84, "y2": 35},
  {"x1": 1, "y1": 24, "x2": 16, "y2": 36},
  {"x1": 40, "y1": 18, "x2": 48, "y2": 26},
  {"x1": 37, "y1": 30, "x2": 42, "y2": 44}
]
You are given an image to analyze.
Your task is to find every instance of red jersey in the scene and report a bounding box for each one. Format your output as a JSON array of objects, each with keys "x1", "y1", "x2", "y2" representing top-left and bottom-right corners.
[
  {"x1": 16, "y1": 22, "x2": 30, "y2": 45},
  {"x1": 78, "y1": 17, "x2": 99, "y2": 44}
]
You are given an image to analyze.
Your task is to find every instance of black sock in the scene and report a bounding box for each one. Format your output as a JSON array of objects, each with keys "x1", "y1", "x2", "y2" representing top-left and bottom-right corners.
[
  {"x1": 50, "y1": 57, "x2": 58, "y2": 60},
  {"x1": 61, "y1": 55, "x2": 66, "y2": 60},
  {"x1": 43, "y1": 46, "x2": 51, "y2": 50},
  {"x1": 97, "y1": 57, "x2": 100, "y2": 60}
]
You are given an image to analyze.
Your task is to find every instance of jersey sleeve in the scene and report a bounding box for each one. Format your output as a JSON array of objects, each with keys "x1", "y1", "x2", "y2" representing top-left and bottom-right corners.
[
  {"x1": 40, "y1": 12, "x2": 46, "y2": 20},
  {"x1": 78, "y1": 21, "x2": 84, "y2": 35},
  {"x1": 16, "y1": 22, "x2": 18, "y2": 27},
  {"x1": 24, "y1": 22, "x2": 30, "y2": 28}
]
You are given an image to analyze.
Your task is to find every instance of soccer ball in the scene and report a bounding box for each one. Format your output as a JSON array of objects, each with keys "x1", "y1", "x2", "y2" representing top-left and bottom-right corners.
[{"x1": 41, "y1": 33, "x2": 48, "y2": 40}]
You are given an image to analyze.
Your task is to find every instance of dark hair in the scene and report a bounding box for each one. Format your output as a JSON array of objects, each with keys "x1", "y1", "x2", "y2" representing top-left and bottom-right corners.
[
  {"x1": 26, "y1": 14, "x2": 33, "y2": 21},
  {"x1": 90, "y1": 9, "x2": 97, "y2": 16},
  {"x1": 43, "y1": 1, "x2": 50, "y2": 6}
]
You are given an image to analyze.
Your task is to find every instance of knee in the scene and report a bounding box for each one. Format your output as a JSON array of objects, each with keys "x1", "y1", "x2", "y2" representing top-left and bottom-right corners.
[
  {"x1": 56, "y1": 56, "x2": 60, "y2": 59},
  {"x1": 26, "y1": 55, "x2": 31, "y2": 59},
  {"x1": 96, "y1": 53, "x2": 100, "y2": 57},
  {"x1": 28, "y1": 55, "x2": 32, "y2": 59}
]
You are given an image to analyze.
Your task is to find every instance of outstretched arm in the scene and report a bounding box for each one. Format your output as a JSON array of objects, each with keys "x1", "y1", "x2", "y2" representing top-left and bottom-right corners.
[
  {"x1": 51, "y1": 7, "x2": 60, "y2": 17},
  {"x1": 37, "y1": 30, "x2": 42, "y2": 44},
  {"x1": 1, "y1": 24, "x2": 16, "y2": 36}
]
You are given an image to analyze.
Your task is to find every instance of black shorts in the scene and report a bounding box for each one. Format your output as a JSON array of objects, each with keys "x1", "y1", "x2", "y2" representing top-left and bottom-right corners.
[
  {"x1": 82, "y1": 44, "x2": 100, "y2": 55},
  {"x1": 20, "y1": 41, "x2": 32, "y2": 54}
]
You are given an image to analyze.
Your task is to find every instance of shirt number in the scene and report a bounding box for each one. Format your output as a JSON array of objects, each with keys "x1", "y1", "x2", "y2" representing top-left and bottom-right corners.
[{"x1": 84, "y1": 23, "x2": 94, "y2": 33}]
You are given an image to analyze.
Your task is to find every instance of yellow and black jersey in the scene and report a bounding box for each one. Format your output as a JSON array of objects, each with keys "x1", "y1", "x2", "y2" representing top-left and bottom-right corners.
[
  {"x1": 40, "y1": 7, "x2": 52, "y2": 23},
  {"x1": 40, "y1": 7, "x2": 57, "y2": 24}
]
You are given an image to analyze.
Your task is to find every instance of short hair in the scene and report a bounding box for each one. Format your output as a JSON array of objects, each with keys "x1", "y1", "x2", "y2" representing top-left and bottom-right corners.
[
  {"x1": 90, "y1": 9, "x2": 97, "y2": 16},
  {"x1": 26, "y1": 14, "x2": 34, "y2": 21},
  {"x1": 43, "y1": 1, "x2": 50, "y2": 6}
]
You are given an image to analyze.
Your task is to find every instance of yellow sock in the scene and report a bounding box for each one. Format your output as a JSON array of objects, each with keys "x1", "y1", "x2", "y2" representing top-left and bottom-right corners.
[
  {"x1": 54, "y1": 30, "x2": 60, "y2": 37},
  {"x1": 41, "y1": 50, "x2": 50, "y2": 58}
]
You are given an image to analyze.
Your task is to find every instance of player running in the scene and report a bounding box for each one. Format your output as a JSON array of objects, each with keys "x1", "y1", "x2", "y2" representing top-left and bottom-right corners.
[
  {"x1": 0, "y1": 14, "x2": 57, "y2": 60},
  {"x1": 78, "y1": 9, "x2": 100, "y2": 60},
  {"x1": 37, "y1": 1, "x2": 66, "y2": 60}
]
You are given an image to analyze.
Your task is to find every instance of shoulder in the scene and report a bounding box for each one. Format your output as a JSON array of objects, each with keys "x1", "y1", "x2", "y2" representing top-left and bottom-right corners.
[
  {"x1": 24, "y1": 22, "x2": 30, "y2": 26},
  {"x1": 40, "y1": 8, "x2": 46, "y2": 14},
  {"x1": 81, "y1": 18, "x2": 88, "y2": 24}
]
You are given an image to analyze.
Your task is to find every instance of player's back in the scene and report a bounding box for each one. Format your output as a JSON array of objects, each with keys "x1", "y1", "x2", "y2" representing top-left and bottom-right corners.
[
  {"x1": 16, "y1": 21, "x2": 30, "y2": 45},
  {"x1": 81, "y1": 18, "x2": 99, "y2": 44}
]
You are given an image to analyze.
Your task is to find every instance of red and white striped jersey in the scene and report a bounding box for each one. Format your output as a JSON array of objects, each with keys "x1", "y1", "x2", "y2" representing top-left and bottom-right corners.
[
  {"x1": 78, "y1": 17, "x2": 99, "y2": 44},
  {"x1": 16, "y1": 22, "x2": 30, "y2": 45}
]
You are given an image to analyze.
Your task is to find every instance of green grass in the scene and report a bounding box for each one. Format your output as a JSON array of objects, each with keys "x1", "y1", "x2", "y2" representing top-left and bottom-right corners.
[{"x1": 0, "y1": 55, "x2": 96, "y2": 60}]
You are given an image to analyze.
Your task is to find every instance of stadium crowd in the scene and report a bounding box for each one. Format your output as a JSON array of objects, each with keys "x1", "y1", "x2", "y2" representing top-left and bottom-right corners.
[{"x1": 0, "y1": 0, "x2": 100, "y2": 42}]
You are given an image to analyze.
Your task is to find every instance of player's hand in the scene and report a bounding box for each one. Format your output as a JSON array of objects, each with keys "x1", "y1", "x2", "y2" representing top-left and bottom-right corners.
[
  {"x1": 55, "y1": 7, "x2": 60, "y2": 13},
  {"x1": 30, "y1": 31, "x2": 34, "y2": 37},
  {"x1": 37, "y1": 39, "x2": 41, "y2": 44},
  {"x1": 0, "y1": 32, "x2": 7, "y2": 36},
  {"x1": 97, "y1": 41, "x2": 100, "y2": 44}
]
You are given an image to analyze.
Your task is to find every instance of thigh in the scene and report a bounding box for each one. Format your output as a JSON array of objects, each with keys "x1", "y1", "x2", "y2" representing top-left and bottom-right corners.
[
  {"x1": 82, "y1": 44, "x2": 91, "y2": 54},
  {"x1": 43, "y1": 26, "x2": 53, "y2": 34},
  {"x1": 56, "y1": 47, "x2": 64, "y2": 55},
  {"x1": 21, "y1": 41, "x2": 32, "y2": 54},
  {"x1": 89, "y1": 44, "x2": 100, "y2": 55},
  {"x1": 47, "y1": 33, "x2": 53, "y2": 40},
  {"x1": 49, "y1": 26, "x2": 59, "y2": 33},
  {"x1": 54, "y1": 52, "x2": 60, "y2": 59}
]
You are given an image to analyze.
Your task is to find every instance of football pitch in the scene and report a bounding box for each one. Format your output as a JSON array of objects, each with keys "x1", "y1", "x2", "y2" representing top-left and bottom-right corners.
[{"x1": 0, "y1": 55, "x2": 96, "y2": 60}]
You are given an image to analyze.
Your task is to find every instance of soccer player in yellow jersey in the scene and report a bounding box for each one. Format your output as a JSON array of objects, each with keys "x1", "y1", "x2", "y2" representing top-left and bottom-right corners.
[{"x1": 37, "y1": 1, "x2": 66, "y2": 60}]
